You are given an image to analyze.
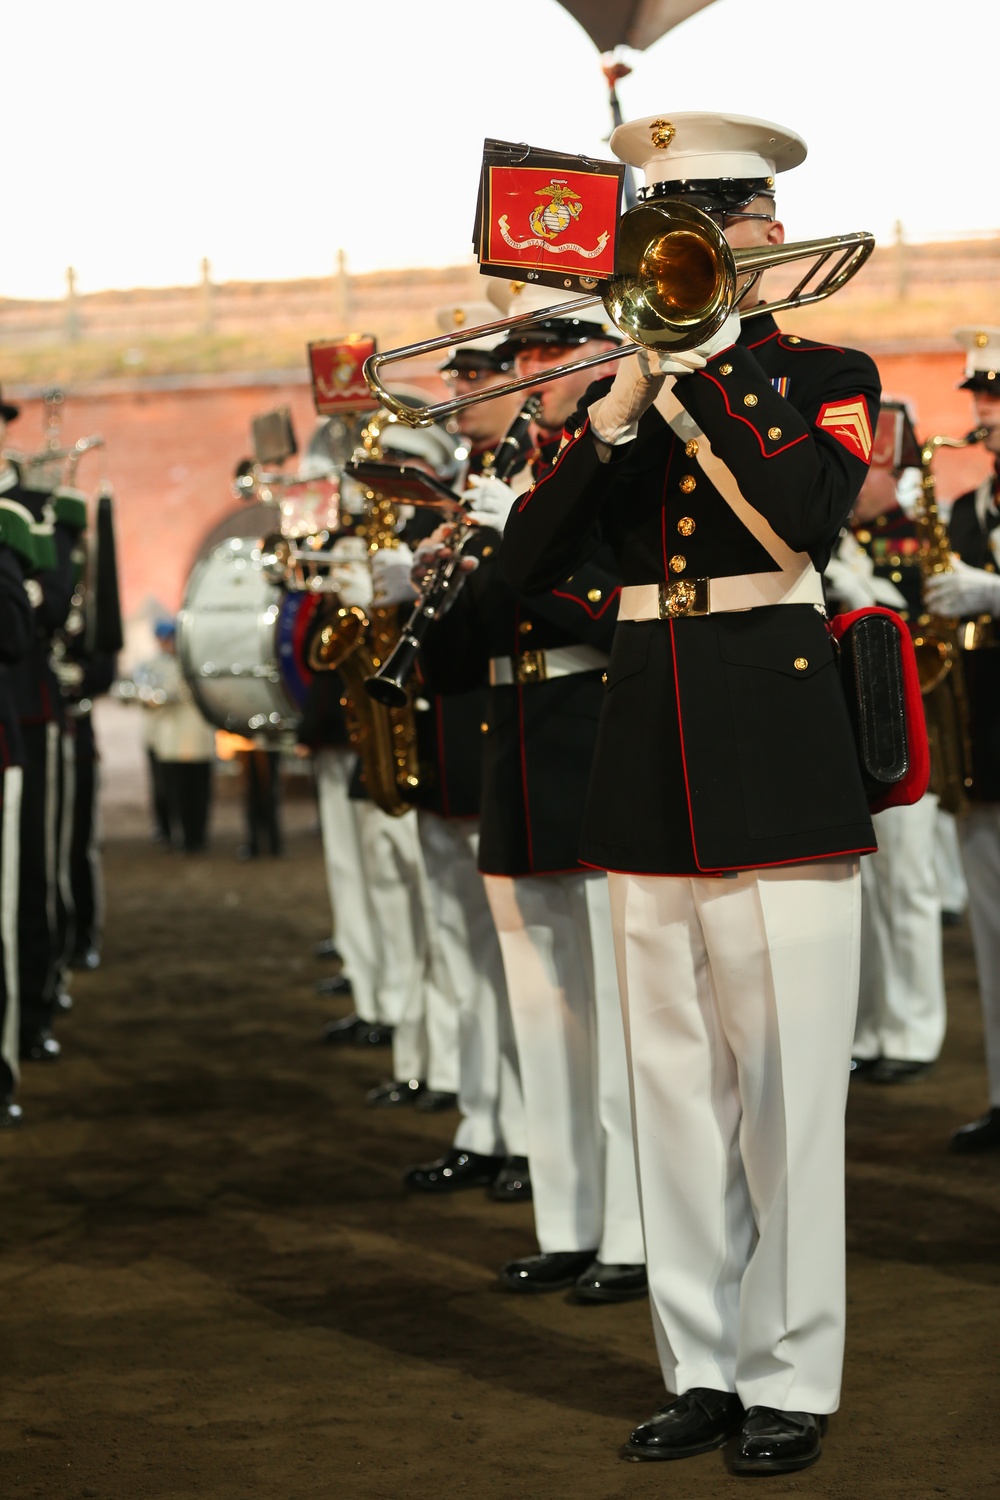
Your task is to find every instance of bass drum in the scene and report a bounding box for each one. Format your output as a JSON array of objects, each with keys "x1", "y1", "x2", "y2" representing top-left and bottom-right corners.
[{"x1": 178, "y1": 533, "x2": 319, "y2": 737}]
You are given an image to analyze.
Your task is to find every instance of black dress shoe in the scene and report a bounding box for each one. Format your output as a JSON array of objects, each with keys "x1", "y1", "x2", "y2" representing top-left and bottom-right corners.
[
  {"x1": 354, "y1": 1022, "x2": 393, "y2": 1048},
  {"x1": 316, "y1": 973, "x2": 353, "y2": 997},
  {"x1": 497, "y1": 1250, "x2": 597, "y2": 1293},
  {"x1": 404, "y1": 1148, "x2": 504, "y2": 1192},
  {"x1": 849, "y1": 1055, "x2": 880, "y2": 1079},
  {"x1": 490, "y1": 1155, "x2": 532, "y2": 1201},
  {"x1": 20, "y1": 1030, "x2": 60, "y2": 1063},
  {"x1": 574, "y1": 1260, "x2": 648, "y2": 1304},
  {"x1": 321, "y1": 1013, "x2": 365, "y2": 1044},
  {"x1": 624, "y1": 1388, "x2": 744, "y2": 1461},
  {"x1": 1, "y1": 1099, "x2": 23, "y2": 1128},
  {"x1": 414, "y1": 1089, "x2": 458, "y2": 1113},
  {"x1": 366, "y1": 1078, "x2": 424, "y2": 1107},
  {"x1": 949, "y1": 1107, "x2": 1000, "y2": 1154},
  {"x1": 731, "y1": 1406, "x2": 827, "y2": 1475},
  {"x1": 69, "y1": 946, "x2": 100, "y2": 971},
  {"x1": 55, "y1": 988, "x2": 73, "y2": 1013},
  {"x1": 314, "y1": 938, "x2": 343, "y2": 962},
  {"x1": 941, "y1": 908, "x2": 963, "y2": 928},
  {"x1": 870, "y1": 1057, "x2": 934, "y2": 1084}
]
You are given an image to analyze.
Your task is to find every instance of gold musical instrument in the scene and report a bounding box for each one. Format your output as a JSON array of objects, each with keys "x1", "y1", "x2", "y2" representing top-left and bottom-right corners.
[
  {"x1": 307, "y1": 409, "x2": 421, "y2": 817},
  {"x1": 911, "y1": 426, "x2": 987, "y2": 812},
  {"x1": 364, "y1": 199, "x2": 875, "y2": 426}
]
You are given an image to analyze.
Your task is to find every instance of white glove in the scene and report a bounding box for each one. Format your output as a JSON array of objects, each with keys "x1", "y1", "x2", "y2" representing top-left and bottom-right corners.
[
  {"x1": 588, "y1": 348, "x2": 668, "y2": 445},
  {"x1": 895, "y1": 466, "x2": 923, "y2": 516},
  {"x1": 824, "y1": 556, "x2": 880, "y2": 612},
  {"x1": 924, "y1": 557, "x2": 1000, "y2": 616},
  {"x1": 464, "y1": 474, "x2": 517, "y2": 530},
  {"x1": 649, "y1": 309, "x2": 743, "y2": 381},
  {"x1": 370, "y1": 543, "x2": 416, "y2": 606},
  {"x1": 330, "y1": 559, "x2": 373, "y2": 609}
]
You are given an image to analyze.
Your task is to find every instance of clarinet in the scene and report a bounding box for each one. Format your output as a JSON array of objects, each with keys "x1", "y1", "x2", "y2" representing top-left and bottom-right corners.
[{"x1": 365, "y1": 393, "x2": 541, "y2": 708}]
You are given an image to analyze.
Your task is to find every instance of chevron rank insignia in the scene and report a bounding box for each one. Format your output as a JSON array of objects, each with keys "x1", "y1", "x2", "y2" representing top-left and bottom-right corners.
[{"x1": 816, "y1": 398, "x2": 874, "y2": 463}]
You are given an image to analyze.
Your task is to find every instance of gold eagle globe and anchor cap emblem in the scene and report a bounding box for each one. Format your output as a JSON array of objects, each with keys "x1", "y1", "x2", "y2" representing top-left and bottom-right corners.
[{"x1": 528, "y1": 179, "x2": 584, "y2": 241}]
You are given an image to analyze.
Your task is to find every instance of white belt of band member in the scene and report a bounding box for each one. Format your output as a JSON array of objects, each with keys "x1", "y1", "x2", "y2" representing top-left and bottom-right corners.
[
  {"x1": 618, "y1": 567, "x2": 825, "y2": 622},
  {"x1": 489, "y1": 643, "x2": 610, "y2": 686}
]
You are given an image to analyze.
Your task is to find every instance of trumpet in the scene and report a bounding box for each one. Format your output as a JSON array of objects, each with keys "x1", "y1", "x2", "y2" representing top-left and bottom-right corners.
[
  {"x1": 365, "y1": 393, "x2": 542, "y2": 708},
  {"x1": 365, "y1": 199, "x2": 874, "y2": 427}
]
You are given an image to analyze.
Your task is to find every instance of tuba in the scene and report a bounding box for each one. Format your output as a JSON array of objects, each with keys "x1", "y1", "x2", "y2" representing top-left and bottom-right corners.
[
  {"x1": 911, "y1": 427, "x2": 986, "y2": 813},
  {"x1": 306, "y1": 409, "x2": 421, "y2": 816}
]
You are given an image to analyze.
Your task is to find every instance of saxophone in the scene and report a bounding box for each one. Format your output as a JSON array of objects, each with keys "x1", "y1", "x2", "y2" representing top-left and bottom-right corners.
[
  {"x1": 307, "y1": 409, "x2": 420, "y2": 817},
  {"x1": 911, "y1": 427, "x2": 986, "y2": 812}
]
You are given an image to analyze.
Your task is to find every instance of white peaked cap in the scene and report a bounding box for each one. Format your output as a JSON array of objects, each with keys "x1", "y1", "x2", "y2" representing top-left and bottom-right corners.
[
  {"x1": 435, "y1": 300, "x2": 507, "y2": 355},
  {"x1": 611, "y1": 111, "x2": 807, "y2": 191},
  {"x1": 955, "y1": 326, "x2": 1000, "y2": 387}
]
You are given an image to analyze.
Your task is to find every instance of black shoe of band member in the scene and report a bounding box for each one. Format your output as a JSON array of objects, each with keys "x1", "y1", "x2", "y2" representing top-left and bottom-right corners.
[
  {"x1": 497, "y1": 1250, "x2": 597, "y2": 1293},
  {"x1": 730, "y1": 1406, "x2": 827, "y2": 1475},
  {"x1": 574, "y1": 1260, "x2": 648, "y2": 1304},
  {"x1": 624, "y1": 1389, "x2": 744, "y2": 1461},
  {"x1": 490, "y1": 1155, "x2": 532, "y2": 1201},
  {"x1": 20, "y1": 1030, "x2": 60, "y2": 1063},
  {"x1": 1, "y1": 1099, "x2": 23, "y2": 1127},
  {"x1": 404, "y1": 1148, "x2": 505, "y2": 1192},
  {"x1": 949, "y1": 1107, "x2": 1000, "y2": 1153},
  {"x1": 314, "y1": 938, "x2": 343, "y2": 962},
  {"x1": 321, "y1": 1013, "x2": 366, "y2": 1044},
  {"x1": 413, "y1": 1089, "x2": 458, "y2": 1113},
  {"x1": 316, "y1": 973, "x2": 353, "y2": 997},
  {"x1": 366, "y1": 1078, "x2": 424, "y2": 1107},
  {"x1": 870, "y1": 1057, "x2": 934, "y2": 1084},
  {"x1": 849, "y1": 1056, "x2": 880, "y2": 1079},
  {"x1": 354, "y1": 1023, "x2": 393, "y2": 1048}
]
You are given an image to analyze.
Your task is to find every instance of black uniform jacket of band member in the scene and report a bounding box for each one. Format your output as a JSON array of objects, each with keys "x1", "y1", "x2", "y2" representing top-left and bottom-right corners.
[
  {"x1": 0, "y1": 543, "x2": 33, "y2": 770},
  {"x1": 947, "y1": 467, "x2": 1000, "y2": 800},
  {"x1": 419, "y1": 527, "x2": 621, "y2": 876},
  {"x1": 6, "y1": 477, "x2": 79, "y2": 730},
  {"x1": 501, "y1": 313, "x2": 880, "y2": 875}
]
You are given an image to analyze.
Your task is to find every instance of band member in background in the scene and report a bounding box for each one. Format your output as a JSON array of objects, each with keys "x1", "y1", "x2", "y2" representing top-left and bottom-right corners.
[
  {"x1": 504, "y1": 114, "x2": 879, "y2": 1472},
  {"x1": 826, "y1": 401, "x2": 946, "y2": 1082},
  {"x1": 417, "y1": 300, "x2": 646, "y2": 1304},
  {"x1": 925, "y1": 327, "x2": 1000, "y2": 1153},
  {"x1": 436, "y1": 297, "x2": 523, "y2": 466},
  {"x1": 0, "y1": 471, "x2": 37, "y2": 1122},
  {"x1": 138, "y1": 620, "x2": 216, "y2": 854}
]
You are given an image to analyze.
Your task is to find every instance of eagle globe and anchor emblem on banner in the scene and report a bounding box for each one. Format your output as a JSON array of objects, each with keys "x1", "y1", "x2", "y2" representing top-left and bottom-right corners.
[{"x1": 499, "y1": 177, "x2": 609, "y2": 262}]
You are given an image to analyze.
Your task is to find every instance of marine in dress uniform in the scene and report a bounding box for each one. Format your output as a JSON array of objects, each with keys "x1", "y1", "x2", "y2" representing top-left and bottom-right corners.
[
  {"x1": 924, "y1": 327, "x2": 1000, "y2": 1152},
  {"x1": 419, "y1": 295, "x2": 646, "y2": 1302},
  {"x1": 503, "y1": 114, "x2": 879, "y2": 1471},
  {"x1": 826, "y1": 416, "x2": 946, "y2": 1082},
  {"x1": 0, "y1": 432, "x2": 37, "y2": 1122}
]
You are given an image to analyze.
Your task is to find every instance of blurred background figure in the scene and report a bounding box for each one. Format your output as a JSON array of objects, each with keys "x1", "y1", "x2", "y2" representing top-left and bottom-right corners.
[{"x1": 133, "y1": 620, "x2": 215, "y2": 853}]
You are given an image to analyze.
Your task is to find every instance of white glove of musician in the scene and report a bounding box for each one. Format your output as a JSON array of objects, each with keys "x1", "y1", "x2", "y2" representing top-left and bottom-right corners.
[
  {"x1": 330, "y1": 559, "x2": 373, "y2": 609},
  {"x1": 464, "y1": 474, "x2": 518, "y2": 530},
  {"x1": 588, "y1": 348, "x2": 668, "y2": 446},
  {"x1": 370, "y1": 543, "x2": 417, "y2": 606},
  {"x1": 924, "y1": 557, "x2": 1000, "y2": 617}
]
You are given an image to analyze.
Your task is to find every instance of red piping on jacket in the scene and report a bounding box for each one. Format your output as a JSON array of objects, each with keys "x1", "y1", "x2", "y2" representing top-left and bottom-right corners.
[
  {"x1": 517, "y1": 418, "x2": 592, "y2": 511},
  {"x1": 746, "y1": 328, "x2": 780, "y2": 351},
  {"x1": 550, "y1": 585, "x2": 621, "y2": 619},
  {"x1": 580, "y1": 846, "x2": 877, "y2": 877},
  {"x1": 668, "y1": 618, "x2": 704, "y2": 864},
  {"x1": 696, "y1": 370, "x2": 810, "y2": 458},
  {"x1": 778, "y1": 333, "x2": 845, "y2": 354}
]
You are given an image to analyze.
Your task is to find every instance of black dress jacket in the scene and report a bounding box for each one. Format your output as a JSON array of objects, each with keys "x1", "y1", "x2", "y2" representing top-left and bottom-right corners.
[
  {"x1": 502, "y1": 313, "x2": 880, "y2": 875},
  {"x1": 420, "y1": 528, "x2": 621, "y2": 876},
  {"x1": 948, "y1": 473, "x2": 1000, "y2": 800},
  {"x1": 0, "y1": 544, "x2": 33, "y2": 770}
]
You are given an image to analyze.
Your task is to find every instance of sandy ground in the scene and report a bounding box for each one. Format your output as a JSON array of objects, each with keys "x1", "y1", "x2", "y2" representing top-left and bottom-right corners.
[{"x1": 1, "y1": 792, "x2": 998, "y2": 1500}]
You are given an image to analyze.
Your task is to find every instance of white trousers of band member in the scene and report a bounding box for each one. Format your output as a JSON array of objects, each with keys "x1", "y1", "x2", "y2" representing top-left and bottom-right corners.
[
  {"x1": 314, "y1": 749, "x2": 380, "y2": 1025},
  {"x1": 354, "y1": 800, "x2": 431, "y2": 1083},
  {"x1": 935, "y1": 808, "x2": 968, "y2": 915},
  {"x1": 484, "y1": 871, "x2": 643, "y2": 1264},
  {"x1": 855, "y1": 793, "x2": 946, "y2": 1063},
  {"x1": 418, "y1": 813, "x2": 525, "y2": 1155},
  {"x1": 608, "y1": 861, "x2": 861, "y2": 1415},
  {"x1": 1, "y1": 767, "x2": 23, "y2": 1090},
  {"x1": 957, "y1": 806, "x2": 1000, "y2": 1107}
]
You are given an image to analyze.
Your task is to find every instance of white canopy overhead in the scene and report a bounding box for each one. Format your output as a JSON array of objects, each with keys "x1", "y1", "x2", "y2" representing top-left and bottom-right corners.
[{"x1": 557, "y1": 0, "x2": 719, "y2": 53}]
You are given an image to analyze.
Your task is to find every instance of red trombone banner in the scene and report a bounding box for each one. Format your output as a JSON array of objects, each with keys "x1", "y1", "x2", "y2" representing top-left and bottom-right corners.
[
  {"x1": 308, "y1": 334, "x2": 378, "y2": 415},
  {"x1": 473, "y1": 139, "x2": 625, "y2": 294}
]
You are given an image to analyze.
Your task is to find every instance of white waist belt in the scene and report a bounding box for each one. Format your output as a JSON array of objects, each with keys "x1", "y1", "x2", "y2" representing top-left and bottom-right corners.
[
  {"x1": 489, "y1": 643, "x2": 609, "y2": 686},
  {"x1": 619, "y1": 568, "x2": 825, "y2": 622}
]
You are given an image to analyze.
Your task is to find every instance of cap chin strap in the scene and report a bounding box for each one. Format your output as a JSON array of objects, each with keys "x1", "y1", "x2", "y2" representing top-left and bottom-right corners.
[{"x1": 639, "y1": 178, "x2": 773, "y2": 212}]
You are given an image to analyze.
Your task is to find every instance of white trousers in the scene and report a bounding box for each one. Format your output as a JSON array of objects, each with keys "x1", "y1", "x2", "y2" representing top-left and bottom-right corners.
[
  {"x1": 935, "y1": 808, "x2": 968, "y2": 915},
  {"x1": 485, "y1": 871, "x2": 643, "y2": 1264},
  {"x1": 608, "y1": 861, "x2": 861, "y2": 1415},
  {"x1": 355, "y1": 800, "x2": 430, "y2": 1082},
  {"x1": 855, "y1": 794, "x2": 946, "y2": 1063},
  {"x1": 957, "y1": 806, "x2": 1000, "y2": 1106},
  {"x1": 1, "y1": 767, "x2": 23, "y2": 1087},
  {"x1": 314, "y1": 749, "x2": 379, "y2": 1024},
  {"x1": 418, "y1": 814, "x2": 525, "y2": 1155}
]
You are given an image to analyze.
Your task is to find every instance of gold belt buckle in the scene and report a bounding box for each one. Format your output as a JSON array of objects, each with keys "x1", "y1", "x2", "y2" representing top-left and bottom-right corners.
[
  {"x1": 516, "y1": 649, "x2": 547, "y2": 683},
  {"x1": 657, "y1": 579, "x2": 709, "y2": 619}
]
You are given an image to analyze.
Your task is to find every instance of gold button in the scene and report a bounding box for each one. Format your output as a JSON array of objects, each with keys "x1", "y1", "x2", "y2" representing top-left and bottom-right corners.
[
  {"x1": 669, "y1": 554, "x2": 687, "y2": 574},
  {"x1": 856, "y1": 529, "x2": 872, "y2": 544},
  {"x1": 601, "y1": 672, "x2": 607, "y2": 685},
  {"x1": 481, "y1": 544, "x2": 493, "y2": 557},
  {"x1": 587, "y1": 588, "x2": 602, "y2": 602},
  {"x1": 891, "y1": 571, "x2": 903, "y2": 583},
  {"x1": 787, "y1": 335, "x2": 801, "y2": 344},
  {"x1": 794, "y1": 657, "x2": 808, "y2": 671},
  {"x1": 685, "y1": 439, "x2": 700, "y2": 457},
  {"x1": 679, "y1": 474, "x2": 697, "y2": 494},
  {"x1": 744, "y1": 393, "x2": 758, "y2": 408},
  {"x1": 678, "y1": 516, "x2": 695, "y2": 537},
  {"x1": 518, "y1": 620, "x2": 533, "y2": 633},
  {"x1": 480, "y1": 722, "x2": 488, "y2": 733},
  {"x1": 574, "y1": 427, "x2": 583, "y2": 439},
  {"x1": 768, "y1": 426, "x2": 782, "y2": 440},
  {"x1": 719, "y1": 363, "x2": 733, "y2": 376}
]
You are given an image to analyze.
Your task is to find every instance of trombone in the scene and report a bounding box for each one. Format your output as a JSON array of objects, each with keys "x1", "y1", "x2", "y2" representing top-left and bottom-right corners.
[{"x1": 365, "y1": 199, "x2": 875, "y2": 427}]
